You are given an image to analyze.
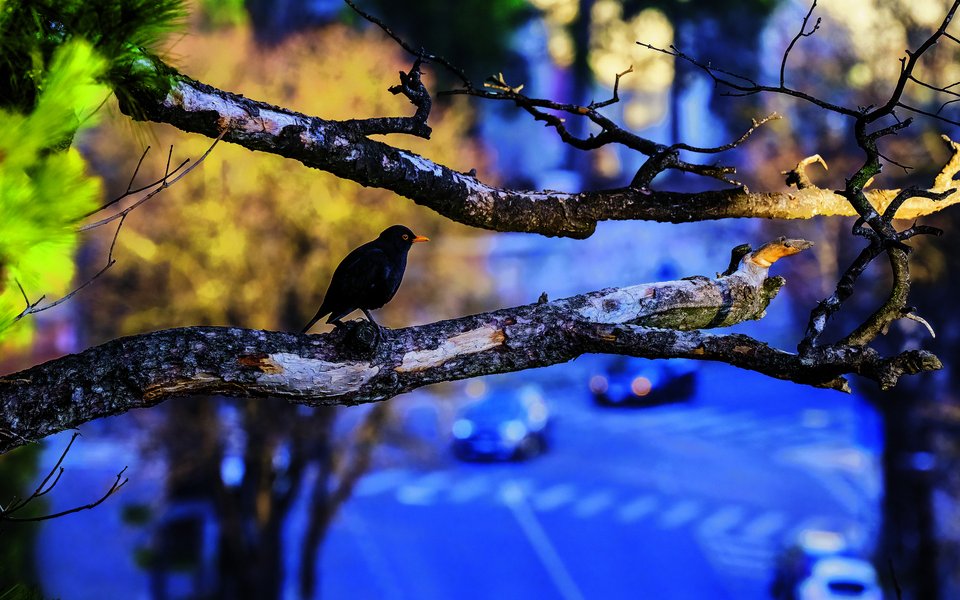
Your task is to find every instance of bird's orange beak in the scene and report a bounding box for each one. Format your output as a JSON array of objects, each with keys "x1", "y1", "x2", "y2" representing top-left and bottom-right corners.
[{"x1": 412, "y1": 235, "x2": 430, "y2": 243}]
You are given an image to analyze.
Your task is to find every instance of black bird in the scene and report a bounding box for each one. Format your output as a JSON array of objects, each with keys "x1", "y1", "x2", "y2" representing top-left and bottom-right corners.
[{"x1": 301, "y1": 225, "x2": 429, "y2": 333}]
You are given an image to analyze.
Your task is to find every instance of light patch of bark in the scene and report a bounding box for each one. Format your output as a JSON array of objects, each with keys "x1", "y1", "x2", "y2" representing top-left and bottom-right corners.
[
  {"x1": 395, "y1": 327, "x2": 507, "y2": 373},
  {"x1": 256, "y1": 353, "x2": 380, "y2": 394}
]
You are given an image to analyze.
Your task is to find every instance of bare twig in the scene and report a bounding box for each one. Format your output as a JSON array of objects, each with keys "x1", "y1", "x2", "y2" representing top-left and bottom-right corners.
[
  {"x1": 780, "y1": 0, "x2": 822, "y2": 88},
  {"x1": 342, "y1": 57, "x2": 433, "y2": 137},
  {"x1": 80, "y1": 131, "x2": 225, "y2": 232},
  {"x1": 8, "y1": 133, "x2": 222, "y2": 331},
  {"x1": 865, "y1": 1, "x2": 960, "y2": 123},
  {"x1": 83, "y1": 146, "x2": 190, "y2": 218},
  {"x1": 343, "y1": 0, "x2": 471, "y2": 88},
  {"x1": 635, "y1": 41, "x2": 860, "y2": 117},
  {"x1": 903, "y1": 312, "x2": 936, "y2": 338},
  {"x1": 0, "y1": 433, "x2": 129, "y2": 524},
  {"x1": 672, "y1": 112, "x2": 782, "y2": 154}
]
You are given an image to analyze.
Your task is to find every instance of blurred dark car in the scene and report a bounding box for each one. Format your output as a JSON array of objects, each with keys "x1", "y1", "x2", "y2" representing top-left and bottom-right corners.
[
  {"x1": 451, "y1": 385, "x2": 549, "y2": 461},
  {"x1": 588, "y1": 357, "x2": 697, "y2": 407}
]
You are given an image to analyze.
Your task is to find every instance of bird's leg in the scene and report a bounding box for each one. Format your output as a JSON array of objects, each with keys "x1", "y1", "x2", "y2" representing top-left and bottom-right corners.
[
  {"x1": 361, "y1": 309, "x2": 383, "y2": 343},
  {"x1": 360, "y1": 309, "x2": 381, "y2": 328}
]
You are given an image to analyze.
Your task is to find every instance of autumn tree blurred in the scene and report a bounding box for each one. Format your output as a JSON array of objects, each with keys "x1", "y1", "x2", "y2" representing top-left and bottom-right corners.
[{"x1": 79, "y1": 17, "x2": 492, "y2": 599}]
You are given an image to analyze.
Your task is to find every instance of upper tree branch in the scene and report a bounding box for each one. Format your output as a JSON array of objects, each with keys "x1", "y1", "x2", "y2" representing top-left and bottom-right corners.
[{"x1": 116, "y1": 56, "x2": 960, "y2": 239}]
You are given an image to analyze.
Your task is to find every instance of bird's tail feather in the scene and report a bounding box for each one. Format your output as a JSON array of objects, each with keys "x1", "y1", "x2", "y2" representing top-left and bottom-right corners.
[{"x1": 301, "y1": 311, "x2": 327, "y2": 333}]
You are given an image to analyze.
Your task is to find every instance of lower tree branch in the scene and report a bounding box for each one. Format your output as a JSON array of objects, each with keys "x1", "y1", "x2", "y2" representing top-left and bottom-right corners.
[{"x1": 0, "y1": 239, "x2": 936, "y2": 455}]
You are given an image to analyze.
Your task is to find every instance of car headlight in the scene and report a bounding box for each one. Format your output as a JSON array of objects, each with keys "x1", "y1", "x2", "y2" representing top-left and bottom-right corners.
[
  {"x1": 631, "y1": 376, "x2": 652, "y2": 396},
  {"x1": 589, "y1": 375, "x2": 608, "y2": 394},
  {"x1": 500, "y1": 419, "x2": 527, "y2": 442},
  {"x1": 452, "y1": 419, "x2": 474, "y2": 439}
]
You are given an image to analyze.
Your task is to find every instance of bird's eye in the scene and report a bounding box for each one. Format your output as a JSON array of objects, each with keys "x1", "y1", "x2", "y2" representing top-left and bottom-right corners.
[{"x1": 402, "y1": 234, "x2": 409, "y2": 240}]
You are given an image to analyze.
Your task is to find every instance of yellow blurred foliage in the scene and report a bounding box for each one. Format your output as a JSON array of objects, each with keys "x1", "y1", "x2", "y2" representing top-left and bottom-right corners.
[{"x1": 83, "y1": 24, "x2": 494, "y2": 339}]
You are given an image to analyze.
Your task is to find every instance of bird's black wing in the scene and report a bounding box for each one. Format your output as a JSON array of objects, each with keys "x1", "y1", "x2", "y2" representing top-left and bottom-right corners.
[{"x1": 302, "y1": 245, "x2": 393, "y2": 332}]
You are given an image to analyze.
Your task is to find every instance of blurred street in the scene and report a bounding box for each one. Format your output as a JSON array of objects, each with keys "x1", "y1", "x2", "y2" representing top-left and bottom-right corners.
[
  {"x1": 316, "y1": 363, "x2": 881, "y2": 600},
  {"x1": 33, "y1": 363, "x2": 881, "y2": 600}
]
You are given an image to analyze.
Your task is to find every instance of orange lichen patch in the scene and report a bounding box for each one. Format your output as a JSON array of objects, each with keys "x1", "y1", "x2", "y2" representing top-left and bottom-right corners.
[
  {"x1": 748, "y1": 237, "x2": 815, "y2": 268},
  {"x1": 144, "y1": 373, "x2": 223, "y2": 400},
  {"x1": 238, "y1": 353, "x2": 284, "y2": 374}
]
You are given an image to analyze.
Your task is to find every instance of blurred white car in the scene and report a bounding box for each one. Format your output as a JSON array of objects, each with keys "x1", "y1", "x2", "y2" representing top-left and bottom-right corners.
[
  {"x1": 772, "y1": 527, "x2": 882, "y2": 600},
  {"x1": 796, "y1": 556, "x2": 882, "y2": 600}
]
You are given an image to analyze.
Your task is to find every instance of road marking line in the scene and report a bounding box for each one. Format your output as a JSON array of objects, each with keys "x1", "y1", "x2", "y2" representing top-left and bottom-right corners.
[
  {"x1": 697, "y1": 505, "x2": 746, "y2": 537},
  {"x1": 637, "y1": 407, "x2": 719, "y2": 429},
  {"x1": 447, "y1": 474, "x2": 490, "y2": 503},
  {"x1": 572, "y1": 491, "x2": 614, "y2": 518},
  {"x1": 692, "y1": 411, "x2": 758, "y2": 436},
  {"x1": 617, "y1": 495, "x2": 659, "y2": 522},
  {"x1": 501, "y1": 481, "x2": 586, "y2": 600},
  {"x1": 395, "y1": 471, "x2": 449, "y2": 506},
  {"x1": 533, "y1": 484, "x2": 577, "y2": 512},
  {"x1": 741, "y1": 510, "x2": 788, "y2": 541},
  {"x1": 354, "y1": 468, "x2": 410, "y2": 496},
  {"x1": 659, "y1": 499, "x2": 701, "y2": 528},
  {"x1": 341, "y1": 508, "x2": 406, "y2": 600}
]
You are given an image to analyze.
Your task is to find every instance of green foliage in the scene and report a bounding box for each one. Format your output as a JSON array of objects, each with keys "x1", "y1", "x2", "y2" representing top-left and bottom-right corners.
[
  {"x1": 0, "y1": 41, "x2": 108, "y2": 344},
  {"x1": 199, "y1": 0, "x2": 247, "y2": 28},
  {"x1": 362, "y1": 0, "x2": 531, "y2": 83},
  {"x1": 0, "y1": 0, "x2": 185, "y2": 114}
]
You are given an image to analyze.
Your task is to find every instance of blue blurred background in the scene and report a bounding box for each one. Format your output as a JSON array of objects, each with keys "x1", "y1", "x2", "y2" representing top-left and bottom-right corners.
[{"x1": 3, "y1": 0, "x2": 960, "y2": 598}]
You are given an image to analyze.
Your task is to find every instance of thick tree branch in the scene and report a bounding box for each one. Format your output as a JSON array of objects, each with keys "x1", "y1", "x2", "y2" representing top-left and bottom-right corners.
[
  {"x1": 117, "y1": 57, "x2": 960, "y2": 238},
  {"x1": 0, "y1": 239, "x2": 939, "y2": 455},
  {"x1": 10, "y1": 238, "x2": 927, "y2": 455}
]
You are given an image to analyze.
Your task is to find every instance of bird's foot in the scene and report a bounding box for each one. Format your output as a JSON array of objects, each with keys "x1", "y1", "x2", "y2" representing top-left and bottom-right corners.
[{"x1": 335, "y1": 319, "x2": 382, "y2": 356}]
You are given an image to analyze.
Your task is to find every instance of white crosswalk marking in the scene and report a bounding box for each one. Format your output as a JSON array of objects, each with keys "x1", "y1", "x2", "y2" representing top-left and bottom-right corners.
[
  {"x1": 697, "y1": 505, "x2": 746, "y2": 537},
  {"x1": 447, "y1": 474, "x2": 490, "y2": 503},
  {"x1": 738, "y1": 422, "x2": 796, "y2": 444},
  {"x1": 703, "y1": 535, "x2": 777, "y2": 580},
  {"x1": 617, "y1": 494, "x2": 659, "y2": 522},
  {"x1": 572, "y1": 490, "x2": 615, "y2": 518},
  {"x1": 533, "y1": 484, "x2": 577, "y2": 512},
  {"x1": 688, "y1": 410, "x2": 754, "y2": 434},
  {"x1": 637, "y1": 406, "x2": 721, "y2": 429},
  {"x1": 354, "y1": 468, "x2": 409, "y2": 496},
  {"x1": 659, "y1": 499, "x2": 702, "y2": 528},
  {"x1": 741, "y1": 510, "x2": 788, "y2": 541},
  {"x1": 395, "y1": 471, "x2": 449, "y2": 505}
]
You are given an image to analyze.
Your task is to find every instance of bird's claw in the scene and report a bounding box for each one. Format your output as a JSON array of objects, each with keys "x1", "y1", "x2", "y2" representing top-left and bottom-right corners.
[{"x1": 334, "y1": 319, "x2": 382, "y2": 355}]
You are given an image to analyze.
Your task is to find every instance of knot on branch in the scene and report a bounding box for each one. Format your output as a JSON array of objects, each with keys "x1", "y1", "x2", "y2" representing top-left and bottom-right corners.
[
  {"x1": 873, "y1": 349, "x2": 942, "y2": 391},
  {"x1": 746, "y1": 237, "x2": 815, "y2": 268},
  {"x1": 333, "y1": 320, "x2": 381, "y2": 358},
  {"x1": 933, "y1": 134, "x2": 960, "y2": 192},
  {"x1": 720, "y1": 243, "x2": 753, "y2": 276},
  {"x1": 341, "y1": 58, "x2": 433, "y2": 138},
  {"x1": 630, "y1": 147, "x2": 678, "y2": 189},
  {"x1": 782, "y1": 154, "x2": 828, "y2": 190},
  {"x1": 389, "y1": 58, "x2": 433, "y2": 129}
]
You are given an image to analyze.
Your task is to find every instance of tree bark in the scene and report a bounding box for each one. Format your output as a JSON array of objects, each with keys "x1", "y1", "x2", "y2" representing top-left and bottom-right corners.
[
  {"x1": 0, "y1": 239, "x2": 939, "y2": 455},
  {"x1": 118, "y1": 57, "x2": 960, "y2": 239}
]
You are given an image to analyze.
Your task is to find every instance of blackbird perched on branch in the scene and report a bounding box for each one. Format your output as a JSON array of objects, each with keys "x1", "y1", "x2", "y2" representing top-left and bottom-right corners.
[{"x1": 301, "y1": 225, "x2": 429, "y2": 333}]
